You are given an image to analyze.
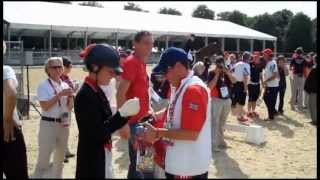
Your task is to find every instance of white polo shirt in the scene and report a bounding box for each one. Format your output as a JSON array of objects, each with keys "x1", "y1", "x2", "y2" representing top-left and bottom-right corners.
[
  {"x1": 263, "y1": 60, "x2": 279, "y2": 87},
  {"x1": 3, "y1": 65, "x2": 20, "y2": 126},
  {"x1": 231, "y1": 61, "x2": 250, "y2": 82},
  {"x1": 37, "y1": 78, "x2": 70, "y2": 118}
]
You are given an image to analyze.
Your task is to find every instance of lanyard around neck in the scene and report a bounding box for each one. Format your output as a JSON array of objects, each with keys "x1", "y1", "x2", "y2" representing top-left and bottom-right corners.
[
  {"x1": 166, "y1": 76, "x2": 193, "y2": 128},
  {"x1": 48, "y1": 79, "x2": 61, "y2": 107}
]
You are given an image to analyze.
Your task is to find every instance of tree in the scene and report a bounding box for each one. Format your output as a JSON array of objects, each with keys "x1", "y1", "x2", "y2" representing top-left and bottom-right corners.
[
  {"x1": 272, "y1": 9, "x2": 294, "y2": 52},
  {"x1": 246, "y1": 16, "x2": 257, "y2": 28},
  {"x1": 124, "y1": 2, "x2": 148, "y2": 12},
  {"x1": 217, "y1": 10, "x2": 248, "y2": 26},
  {"x1": 312, "y1": 18, "x2": 317, "y2": 51},
  {"x1": 78, "y1": 1, "x2": 103, "y2": 8},
  {"x1": 192, "y1": 5, "x2": 215, "y2": 20},
  {"x1": 159, "y1": 7, "x2": 182, "y2": 16},
  {"x1": 285, "y1": 12, "x2": 313, "y2": 52},
  {"x1": 252, "y1": 13, "x2": 277, "y2": 36}
]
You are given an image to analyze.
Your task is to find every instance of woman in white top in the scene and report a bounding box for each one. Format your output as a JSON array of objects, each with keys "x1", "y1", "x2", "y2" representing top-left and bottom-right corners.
[{"x1": 33, "y1": 57, "x2": 74, "y2": 178}]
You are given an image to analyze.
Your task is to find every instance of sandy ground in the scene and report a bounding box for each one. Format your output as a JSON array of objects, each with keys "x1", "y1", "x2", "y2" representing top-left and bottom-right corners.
[{"x1": 17, "y1": 66, "x2": 317, "y2": 178}]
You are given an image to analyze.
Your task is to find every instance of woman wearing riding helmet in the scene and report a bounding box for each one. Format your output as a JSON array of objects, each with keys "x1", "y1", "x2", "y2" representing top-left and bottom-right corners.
[{"x1": 74, "y1": 43, "x2": 140, "y2": 178}]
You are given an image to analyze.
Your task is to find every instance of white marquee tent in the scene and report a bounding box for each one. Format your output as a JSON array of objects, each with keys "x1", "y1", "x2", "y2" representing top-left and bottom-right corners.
[{"x1": 3, "y1": 1, "x2": 277, "y2": 52}]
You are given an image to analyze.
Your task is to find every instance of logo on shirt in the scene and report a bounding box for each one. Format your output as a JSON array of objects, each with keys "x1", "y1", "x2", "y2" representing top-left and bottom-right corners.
[{"x1": 189, "y1": 102, "x2": 199, "y2": 111}]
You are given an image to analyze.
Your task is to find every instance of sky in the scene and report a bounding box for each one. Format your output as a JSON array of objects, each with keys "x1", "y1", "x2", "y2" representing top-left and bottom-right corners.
[{"x1": 72, "y1": 1, "x2": 317, "y2": 19}]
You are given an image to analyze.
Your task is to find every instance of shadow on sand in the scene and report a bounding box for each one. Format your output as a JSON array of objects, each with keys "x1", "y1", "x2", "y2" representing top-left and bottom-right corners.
[
  {"x1": 252, "y1": 116, "x2": 296, "y2": 138},
  {"x1": 213, "y1": 149, "x2": 249, "y2": 178}
]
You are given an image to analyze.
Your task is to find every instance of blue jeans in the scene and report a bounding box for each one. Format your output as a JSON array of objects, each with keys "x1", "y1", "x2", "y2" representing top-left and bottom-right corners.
[{"x1": 127, "y1": 123, "x2": 144, "y2": 179}]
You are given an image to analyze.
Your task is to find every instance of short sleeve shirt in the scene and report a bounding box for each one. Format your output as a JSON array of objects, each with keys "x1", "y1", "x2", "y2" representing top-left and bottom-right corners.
[
  {"x1": 249, "y1": 62, "x2": 263, "y2": 84},
  {"x1": 180, "y1": 85, "x2": 208, "y2": 131},
  {"x1": 231, "y1": 61, "x2": 250, "y2": 82},
  {"x1": 37, "y1": 78, "x2": 70, "y2": 118},
  {"x1": 3, "y1": 65, "x2": 20, "y2": 124},
  {"x1": 121, "y1": 54, "x2": 150, "y2": 124},
  {"x1": 264, "y1": 60, "x2": 279, "y2": 87},
  {"x1": 290, "y1": 56, "x2": 306, "y2": 75}
]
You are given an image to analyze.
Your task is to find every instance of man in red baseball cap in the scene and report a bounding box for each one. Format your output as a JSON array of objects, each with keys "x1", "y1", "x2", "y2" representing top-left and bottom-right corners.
[{"x1": 261, "y1": 48, "x2": 280, "y2": 120}]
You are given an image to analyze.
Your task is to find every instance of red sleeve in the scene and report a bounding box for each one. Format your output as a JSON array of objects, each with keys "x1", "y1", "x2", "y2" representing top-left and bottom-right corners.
[
  {"x1": 181, "y1": 85, "x2": 208, "y2": 131},
  {"x1": 121, "y1": 59, "x2": 137, "y2": 82}
]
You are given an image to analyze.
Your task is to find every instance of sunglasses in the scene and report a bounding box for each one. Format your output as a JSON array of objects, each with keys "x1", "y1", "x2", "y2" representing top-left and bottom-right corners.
[{"x1": 50, "y1": 66, "x2": 63, "y2": 69}]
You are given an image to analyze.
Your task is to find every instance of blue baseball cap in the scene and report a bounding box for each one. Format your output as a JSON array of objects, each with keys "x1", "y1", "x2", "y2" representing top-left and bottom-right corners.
[{"x1": 153, "y1": 47, "x2": 190, "y2": 74}]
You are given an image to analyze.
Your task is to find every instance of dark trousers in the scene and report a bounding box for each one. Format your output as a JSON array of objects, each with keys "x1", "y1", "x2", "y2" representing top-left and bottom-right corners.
[
  {"x1": 165, "y1": 172, "x2": 208, "y2": 179},
  {"x1": 3, "y1": 127, "x2": 28, "y2": 179},
  {"x1": 127, "y1": 123, "x2": 144, "y2": 178},
  {"x1": 263, "y1": 87, "x2": 279, "y2": 119},
  {"x1": 278, "y1": 86, "x2": 286, "y2": 112}
]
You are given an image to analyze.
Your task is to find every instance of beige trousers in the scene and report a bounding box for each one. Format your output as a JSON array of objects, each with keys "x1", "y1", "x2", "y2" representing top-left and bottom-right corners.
[
  {"x1": 211, "y1": 97, "x2": 232, "y2": 153},
  {"x1": 33, "y1": 120, "x2": 69, "y2": 178}
]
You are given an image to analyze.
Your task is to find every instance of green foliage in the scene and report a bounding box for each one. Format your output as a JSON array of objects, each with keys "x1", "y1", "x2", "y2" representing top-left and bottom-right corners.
[
  {"x1": 217, "y1": 10, "x2": 248, "y2": 26},
  {"x1": 78, "y1": 1, "x2": 103, "y2": 8},
  {"x1": 192, "y1": 5, "x2": 215, "y2": 20},
  {"x1": 159, "y1": 7, "x2": 182, "y2": 16},
  {"x1": 124, "y1": 2, "x2": 148, "y2": 12},
  {"x1": 285, "y1": 12, "x2": 313, "y2": 52}
]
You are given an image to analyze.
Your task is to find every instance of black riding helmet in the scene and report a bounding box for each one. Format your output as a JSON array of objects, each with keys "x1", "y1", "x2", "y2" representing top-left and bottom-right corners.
[{"x1": 80, "y1": 43, "x2": 123, "y2": 75}]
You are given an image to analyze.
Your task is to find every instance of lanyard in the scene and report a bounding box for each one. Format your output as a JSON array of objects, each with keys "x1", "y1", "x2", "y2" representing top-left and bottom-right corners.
[
  {"x1": 48, "y1": 79, "x2": 61, "y2": 107},
  {"x1": 166, "y1": 77, "x2": 193, "y2": 128}
]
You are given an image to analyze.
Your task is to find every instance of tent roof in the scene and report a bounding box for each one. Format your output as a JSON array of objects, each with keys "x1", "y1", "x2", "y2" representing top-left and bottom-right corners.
[{"x1": 3, "y1": 2, "x2": 277, "y2": 41}]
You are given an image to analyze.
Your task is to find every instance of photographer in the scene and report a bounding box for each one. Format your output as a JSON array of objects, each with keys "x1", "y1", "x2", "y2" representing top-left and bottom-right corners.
[{"x1": 207, "y1": 56, "x2": 236, "y2": 153}]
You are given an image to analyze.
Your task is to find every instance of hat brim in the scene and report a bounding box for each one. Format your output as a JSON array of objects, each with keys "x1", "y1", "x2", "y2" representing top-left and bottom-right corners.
[
  {"x1": 113, "y1": 66, "x2": 123, "y2": 75},
  {"x1": 152, "y1": 63, "x2": 166, "y2": 74}
]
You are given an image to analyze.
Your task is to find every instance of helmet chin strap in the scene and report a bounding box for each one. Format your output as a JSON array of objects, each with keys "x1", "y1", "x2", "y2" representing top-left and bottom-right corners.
[{"x1": 91, "y1": 65, "x2": 102, "y2": 86}]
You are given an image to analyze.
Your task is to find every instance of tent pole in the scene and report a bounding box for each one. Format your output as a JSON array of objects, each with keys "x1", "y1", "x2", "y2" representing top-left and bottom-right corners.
[
  {"x1": 67, "y1": 35, "x2": 70, "y2": 51},
  {"x1": 165, "y1": 35, "x2": 169, "y2": 49},
  {"x1": 205, "y1": 36, "x2": 208, "y2": 46},
  {"x1": 221, "y1": 37, "x2": 225, "y2": 52},
  {"x1": 262, "y1": 40, "x2": 266, "y2": 50},
  {"x1": 84, "y1": 31, "x2": 88, "y2": 48},
  {"x1": 8, "y1": 24, "x2": 11, "y2": 57},
  {"x1": 274, "y1": 40, "x2": 277, "y2": 57},
  {"x1": 250, "y1": 39, "x2": 254, "y2": 53},
  {"x1": 115, "y1": 31, "x2": 119, "y2": 49},
  {"x1": 236, "y1": 38, "x2": 240, "y2": 53},
  {"x1": 49, "y1": 26, "x2": 52, "y2": 57}
]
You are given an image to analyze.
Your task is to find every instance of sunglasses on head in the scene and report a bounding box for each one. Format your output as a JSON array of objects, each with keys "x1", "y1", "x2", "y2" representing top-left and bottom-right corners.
[{"x1": 50, "y1": 66, "x2": 63, "y2": 69}]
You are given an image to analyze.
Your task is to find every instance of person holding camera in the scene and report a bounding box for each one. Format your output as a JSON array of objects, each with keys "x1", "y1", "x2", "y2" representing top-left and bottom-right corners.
[
  {"x1": 290, "y1": 47, "x2": 307, "y2": 112},
  {"x1": 33, "y1": 57, "x2": 74, "y2": 178},
  {"x1": 207, "y1": 56, "x2": 236, "y2": 153}
]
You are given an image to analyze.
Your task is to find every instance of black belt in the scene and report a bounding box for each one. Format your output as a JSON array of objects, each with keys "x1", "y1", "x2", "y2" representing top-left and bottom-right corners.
[{"x1": 41, "y1": 116, "x2": 62, "y2": 123}]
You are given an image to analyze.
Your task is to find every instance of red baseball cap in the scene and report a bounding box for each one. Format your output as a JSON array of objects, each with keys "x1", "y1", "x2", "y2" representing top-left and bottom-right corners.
[{"x1": 262, "y1": 48, "x2": 273, "y2": 56}]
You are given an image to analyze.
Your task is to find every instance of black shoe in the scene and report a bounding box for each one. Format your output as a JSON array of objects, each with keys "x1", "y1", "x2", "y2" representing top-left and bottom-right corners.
[
  {"x1": 65, "y1": 153, "x2": 75, "y2": 158},
  {"x1": 64, "y1": 157, "x2": 69, "y2": 163}
]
